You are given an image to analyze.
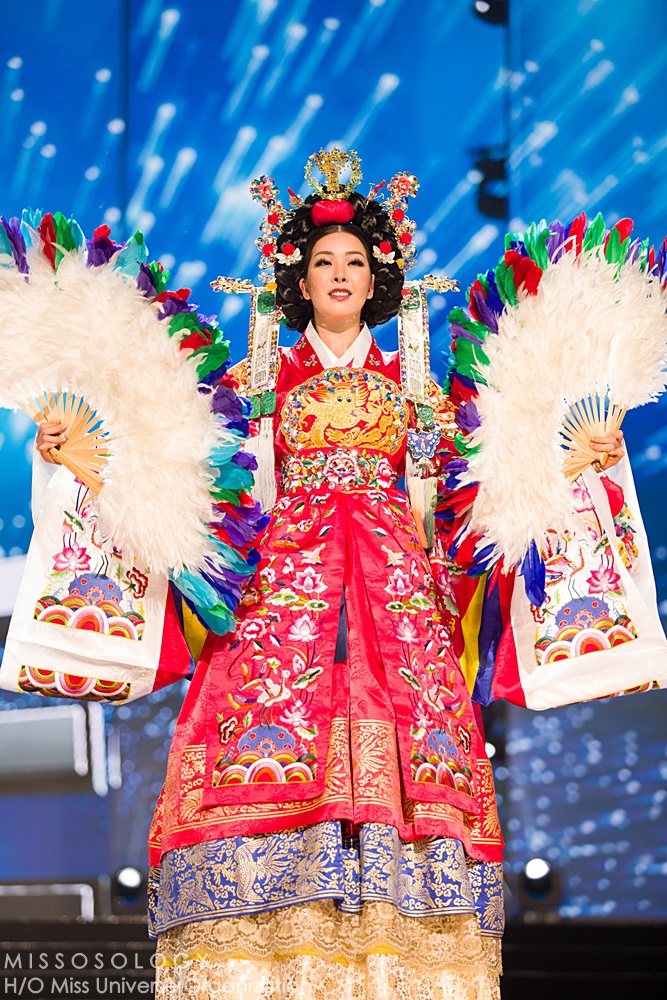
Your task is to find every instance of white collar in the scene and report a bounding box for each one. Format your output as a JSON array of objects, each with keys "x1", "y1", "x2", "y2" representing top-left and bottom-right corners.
[{"x1": 304, "y1": 321, "x2": 372, "y2": 369}]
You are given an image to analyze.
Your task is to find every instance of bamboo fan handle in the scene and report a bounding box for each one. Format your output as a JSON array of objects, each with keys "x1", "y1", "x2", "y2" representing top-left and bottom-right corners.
[
  {"x1": 562, "y1": 398, "x2": 626, "y2": 483},
  {"x1": 25, "y1": 402, "x2": 104, "y2": 495},
  {"x1": 27, "y1": 408, "x2": 64, "y2": 465},
  {"x1": 597, "y1": 403, "x2": 627, "y2": 470}
]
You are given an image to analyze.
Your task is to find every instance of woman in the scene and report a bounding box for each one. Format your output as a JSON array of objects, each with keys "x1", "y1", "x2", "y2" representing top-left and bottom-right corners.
[
  {"x1": 33, "y1": 155, "x2": 624, "y2": 1000},
  {"x1": 143, "y1": 157, "x2": 508, "y2": 1000}
]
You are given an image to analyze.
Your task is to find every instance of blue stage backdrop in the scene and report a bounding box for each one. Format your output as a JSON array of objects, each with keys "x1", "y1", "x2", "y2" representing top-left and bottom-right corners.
[{"x1": 0, "y1": 0, "x2": 665, "y2": 922}]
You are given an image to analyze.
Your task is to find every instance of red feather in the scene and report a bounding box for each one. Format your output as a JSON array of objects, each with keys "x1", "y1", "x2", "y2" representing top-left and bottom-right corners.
[
  {"x1": 567, "y1": 212, "x2": 587, "y2": 256},
  {"x1": 38, "y1": 213, "x2": 57, "y2": 269}
]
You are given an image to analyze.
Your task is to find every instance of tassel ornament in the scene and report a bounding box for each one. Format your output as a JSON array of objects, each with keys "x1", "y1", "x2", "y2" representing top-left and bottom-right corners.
[{"x1": 244, "y1": 416, "x2": 277, "y2": 512}]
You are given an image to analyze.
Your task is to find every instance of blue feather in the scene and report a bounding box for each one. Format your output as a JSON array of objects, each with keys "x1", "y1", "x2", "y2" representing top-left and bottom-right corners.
[{"x1": 518, "y1": 541, "x2": 547, "y2": 606}]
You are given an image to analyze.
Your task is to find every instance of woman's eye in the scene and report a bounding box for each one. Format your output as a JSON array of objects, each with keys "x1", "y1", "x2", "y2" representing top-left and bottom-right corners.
[
  {"x1": 313, "y1": 258, "x2": 331, "y2": 267},
  {"x1": 349, "y1": 258, "x2": 365, "y2": 266}
]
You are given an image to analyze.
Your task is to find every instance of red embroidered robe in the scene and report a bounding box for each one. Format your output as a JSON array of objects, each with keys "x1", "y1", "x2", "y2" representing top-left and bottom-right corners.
[{"x1": 148, "y1": 335, "x2": 502, "y2": 866}]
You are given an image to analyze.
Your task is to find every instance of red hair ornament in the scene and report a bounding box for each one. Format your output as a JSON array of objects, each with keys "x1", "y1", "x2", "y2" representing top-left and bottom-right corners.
[{"x1": 310, "y1": 199, "x2": 355, "y2": 227}]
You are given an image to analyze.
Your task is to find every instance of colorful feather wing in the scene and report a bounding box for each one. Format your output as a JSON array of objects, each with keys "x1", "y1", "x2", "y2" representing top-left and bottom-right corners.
[
  {"x1": 441, "y1": 213, "x2": 667, "y2": 603},
  {"x1": 0, "y1": 210, "x2": 267, "y2": 635}
]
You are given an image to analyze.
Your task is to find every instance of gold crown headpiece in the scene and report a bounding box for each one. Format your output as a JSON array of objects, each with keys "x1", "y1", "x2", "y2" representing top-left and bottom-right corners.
[
  {"x1": 247, "y1": 148, "x2": 420, "y2": 283},
  {"x1": 304, "y1": 148, "x2": 363, "y2": 201}
]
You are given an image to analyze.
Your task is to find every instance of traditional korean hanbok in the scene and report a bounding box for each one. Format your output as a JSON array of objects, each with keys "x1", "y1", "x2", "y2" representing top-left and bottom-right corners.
[{"x1": 149, "y1": 322, "x2": 504, "y2": 1000}]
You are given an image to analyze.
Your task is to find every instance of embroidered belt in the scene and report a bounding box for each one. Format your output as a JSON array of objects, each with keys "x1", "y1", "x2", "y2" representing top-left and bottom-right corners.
[{"x1": 281, "y1": 448, "x2": 399, "y2": 492}]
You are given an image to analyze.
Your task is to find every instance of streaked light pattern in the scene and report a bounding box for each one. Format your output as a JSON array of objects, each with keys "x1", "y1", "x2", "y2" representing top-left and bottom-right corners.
[{"x1": 0, "y1": 0, "x2": 665, "y2": 919}]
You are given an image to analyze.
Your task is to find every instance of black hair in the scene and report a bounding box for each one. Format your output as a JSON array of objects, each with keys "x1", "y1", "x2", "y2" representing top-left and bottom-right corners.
[{"x1": 275, "y1": 191, "x2": 404, "y2": 331}]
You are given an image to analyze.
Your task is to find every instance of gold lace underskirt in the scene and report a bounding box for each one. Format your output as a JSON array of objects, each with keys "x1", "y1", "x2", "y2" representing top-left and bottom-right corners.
[{"x1": 155, "y1": 899, "x2": 501, "y2": 1000}]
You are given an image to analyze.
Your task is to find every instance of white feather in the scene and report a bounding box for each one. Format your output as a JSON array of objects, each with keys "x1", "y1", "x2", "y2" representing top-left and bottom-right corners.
[
  {"x1": 463, "y1": 248, "x2": 667, "y2": 566},
  {"x1": 0, "y1": 247, "x2": 228, "y2": 575}
]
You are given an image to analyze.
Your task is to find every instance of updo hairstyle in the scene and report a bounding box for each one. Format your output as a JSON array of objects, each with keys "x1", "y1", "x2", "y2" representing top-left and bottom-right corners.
[{"x1": 275, "y1": 191, "x2": 404, "y2": 331}]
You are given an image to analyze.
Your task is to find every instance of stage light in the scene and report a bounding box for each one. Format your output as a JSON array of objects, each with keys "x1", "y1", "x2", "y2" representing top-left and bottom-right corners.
[
  {"x1": 517, "y1": 857, "x2": 561, "y2": 916},
  {"x1": 485, "y1": 741, "x2": 497, "y2": 758},
  {"x1": 111, "y1": 867, "x2": 146, "y2": 916},
  {"x1": 114, "y1": 867, "x2": 144, "y2": 897},
  {"x1": 473, "y1": 0, "x2": 509, "y2": 25},
  {"x1": 525, "y1": 857, "x2": 550, "y2": 881}
]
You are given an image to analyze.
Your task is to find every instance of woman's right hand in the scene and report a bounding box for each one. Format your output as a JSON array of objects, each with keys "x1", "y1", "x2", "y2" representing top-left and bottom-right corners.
[{"x1": 35, "y1": 421, "x2": 67, "y2": 464}]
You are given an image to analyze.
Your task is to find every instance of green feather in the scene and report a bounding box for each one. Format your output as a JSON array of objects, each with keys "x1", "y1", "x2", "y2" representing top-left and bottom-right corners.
[
  {"x1": 191, "y1": 341, "x2": 230, "y2": 379},
  {"x1": 494, "y1": 259, "x2": 509, "y2": 302},
  {"x1": 455, "y1": 431, "x2": 481, "y2": 456},
  {"x1": 583, "y1": 212, "x2": 605, "y2": 252},
  {"x1": 637, "y1": 237, "x2": 650, "y2": 272},
  {"x1": 169, "y1": 311, "x2": 205, "y2": 334},
  {"x1": 448, "y1": 307, "x2": 489, "y2": 342},
  {"x1": 196, "y1": 603, "x2": 236, "y2": 635},
  {"x1": 52, "y1": 212, "x2": 77, "y2": 269},
  {"x1": 503, "y1": 266, "x2": 518, "y2": 306},
  {"x1": 149, "y1": 260, "x2": 170, "y2": 294},
  {"x1": 453, "y1": 338, "x2": 490, "y2": 381},
  {"x1": 531, "y1": 227, "x2": 550, "y2": 269},
  {"x1": 604, "y1": 227, "x2": 621, "y2": 263},
  {"x1": 504, "y1": 231, "x2": 522, "y2": 252},
  {"x1": 211, "y1": 487, "x2": 244, "y2": 504}
]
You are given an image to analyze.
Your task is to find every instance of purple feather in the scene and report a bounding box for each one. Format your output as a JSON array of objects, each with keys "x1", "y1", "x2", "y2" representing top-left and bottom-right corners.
[
  {"x1": 203, "y1": 558, "x2": 249, "y2": 591},
  {"x1": 485, "y1": 273, "x2": 504, "y2": 317},
  {"x1": 232, "y1": 450, "x2": 258, "y2": 472},
  {"x1": 445, "y1": 458, "x2": 469, "y2": 477},
  {"x1": 212, "y1": 383, "x2": 246, "y2": 420},
  {"x1": 218, "y1": 521, "x2": 249, "y2": 548},
  {"x1": 158, "y1": 296, "x2": 194, "y2": 320},
  {"x1": 136, "y1": 263, "x2": 156, "y2": 298},
  {"x1": 200, "y1": 573, "x2": 243, "y2": 608},
  {"x1": 626, "y1": 238, "x2": 641, "y2": 264},
  {"x1": 546, "y1": 221, "x2": 566, "y2": 262},
  {"x1": 470, "y1": 288, "x2": 498, "y2": 333},
  {"x1": 656, "y1": 240, "x2": 667, "y2": 281},
  {"x1": 450, "y1": 322, "x2": 485, "y2": 346},
  {"x1": 86, "y1": 231, "x2": 121, "y2": 267},
  {"x1": 1, "y1": 216, "x2": 28, "y2": 273},
  {"x1": 224, "y1": 515, "x2": 259, "y2": 543},
  {"x1": 456, "y1": 399, "x2": 481, "y2": 434},
  {"x1": 215, "y1": 504, "x2": 266, "y2": 546},
  {"x1": 197, "y1": 311, "x2": 217, "y2": 326}
]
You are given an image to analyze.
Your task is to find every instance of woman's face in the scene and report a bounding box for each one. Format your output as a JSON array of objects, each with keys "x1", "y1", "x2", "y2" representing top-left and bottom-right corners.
[{"x1": 298, "y1": 230, "x2": 374, "y2": 329}]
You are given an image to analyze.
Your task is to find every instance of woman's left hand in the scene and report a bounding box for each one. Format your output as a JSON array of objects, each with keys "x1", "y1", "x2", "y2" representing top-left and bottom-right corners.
[{"x1": 590, "y1": 430, "x2": 625, "y2": 471}]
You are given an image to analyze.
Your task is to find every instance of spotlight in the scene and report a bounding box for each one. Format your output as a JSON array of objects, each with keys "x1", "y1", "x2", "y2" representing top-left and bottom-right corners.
[
  {"x1": 473, "y1": 0, "x2": 509, "y2": 25},
  {"x1": 517, "y1": 857, "x2": 561, "y2": 916},
  {"x1": 525, "y1": 857, "x2": 550, "y2": 883},
  {"x1": 112, "y1": 866, "x2": 145, "y2": 906}
]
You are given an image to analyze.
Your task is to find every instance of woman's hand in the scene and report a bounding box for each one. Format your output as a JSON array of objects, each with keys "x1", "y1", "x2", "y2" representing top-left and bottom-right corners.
[
  {"x1": 590, "y1": 429, "x2": 625, "y2": 471},
  {"x1": 35, "y1": 421, "x2": 67, "y2": 464}
]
